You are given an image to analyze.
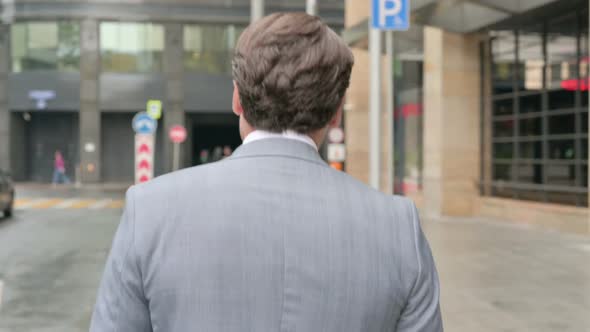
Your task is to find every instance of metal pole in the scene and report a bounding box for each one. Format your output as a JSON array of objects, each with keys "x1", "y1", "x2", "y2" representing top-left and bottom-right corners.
[
  {"x1": 251, "y1": 0, "x2": 264, "y2": 22},
  {"x1": 386, "y1": 30, "x2": 395, "y2": 195},
  {"x1": 369, "y1": 27, "x2": 382, "y2": 190},
  {"x1": 306, "y1": 0, "x2": 318, "y2": 16},
  {"x1": 173, "y1": 143, "x2": 180, "y2": 171},
  {"x1": 1, "y1": 0, "x2": 15, "y2": 25}
]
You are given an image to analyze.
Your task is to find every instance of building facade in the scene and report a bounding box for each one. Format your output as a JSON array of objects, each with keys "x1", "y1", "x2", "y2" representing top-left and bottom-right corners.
[
  {"x1": 343, "y1": 0, "x2": 590, "y2": 234},
  {"x1": 0, "y1": 0, "x2": 344, "y2": 183}
]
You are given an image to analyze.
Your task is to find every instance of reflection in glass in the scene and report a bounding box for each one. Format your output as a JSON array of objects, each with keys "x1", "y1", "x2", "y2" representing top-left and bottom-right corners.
[
  {"x1": 518, "y1": 26, "x2": 544, "y2": 92},
  {"x1": 493, "y1": 97, "x2": 513, "y2": 116},
  {"x1": 519, "y1": 94, "x2": 542, "y2": 113},
  {"x1": 491, "y1": 31, "x2": 515, "y2": 95},
  {"x1": 184, "y1": 24, "x2": 245, "y2": 75},
  {"x1": 545, "y1": 164, "x2": 576, "y2": 186},
  {"x1": 518, "y1": 163, "x2": 543, "y2": 184},
  {"x1": 548, "y1": 114, "x2": 575, "y2": 135},
  {"x1": 549, "y1": 140, "x2": 575, "y2": 159},
  {"x1": 11, "y1": 21, "x2": 80, "y2": 72},
  {"x1": 493, "y1": 143, "x2": 513, "y2": 159},
  {"x1": 493, "y1": 120, "x2": 514, "y2": 137},
  {"x1": 519, "y1": 117, "x2": 542, "y2": 137},
  {"x1": 547, "y1": 15, "x2": 577, "y2": 110},
  {"x1": 100, "y1": 22, "x2": 164, "y2": 73},
  {"x1": 493, "y1": 164, "x2": 512, "y2": 181},
  {"x1": 520, "y1": 141, "x2": 543, "y2": 159}
]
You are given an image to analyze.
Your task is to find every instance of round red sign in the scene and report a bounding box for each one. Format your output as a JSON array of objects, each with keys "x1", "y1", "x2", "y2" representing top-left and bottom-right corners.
[{"x1": 169, "y1": 125, "x2": 187, "y2": 143}]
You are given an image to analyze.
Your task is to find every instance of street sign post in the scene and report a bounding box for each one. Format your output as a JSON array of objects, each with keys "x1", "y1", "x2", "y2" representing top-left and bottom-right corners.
[
  {"x1": 135, "y1": 134, "x2": 155, "y2": 184},
  {"x1": 169, "y1": 125, "x2": 187, "y2": 172},
  {"x1": 133, "y1": 112, "x2": 157, "y2": 183},
  {"x1": 369, "y1": 0, "x2": 409, "y2": 191}
]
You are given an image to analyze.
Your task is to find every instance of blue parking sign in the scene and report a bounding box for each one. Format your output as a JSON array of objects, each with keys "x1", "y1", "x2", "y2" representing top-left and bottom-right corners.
[{"x1": 372, "y1": 0, "x2": 410, "y2": 31}]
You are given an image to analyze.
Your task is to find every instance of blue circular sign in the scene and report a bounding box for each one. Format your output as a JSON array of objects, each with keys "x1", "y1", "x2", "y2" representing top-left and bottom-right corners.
[{"x1": 132, "y1": 112, "x2": 158, "y2": 135}]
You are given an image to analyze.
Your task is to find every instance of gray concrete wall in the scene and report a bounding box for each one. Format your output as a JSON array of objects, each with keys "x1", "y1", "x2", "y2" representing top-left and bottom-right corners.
[
  {"x1": 9, "y1": 113, "x2": 27, "y2": 181},
  {"x1": 163, "y1": 23, "x2": 186, "y2": 172},
  {"x1": 8, "y1": 72, "x2": 81, "y2": 111},
  {"x1": 0, "y1": 25, "x2": 9, "y2": 172},
  {"x1": 79, "y1": 19, "x2": 101, "y2": 183}
]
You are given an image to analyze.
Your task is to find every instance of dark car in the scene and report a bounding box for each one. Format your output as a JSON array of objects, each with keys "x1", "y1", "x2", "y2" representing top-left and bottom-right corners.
[{"x1": 0, "y1": 169, "x2": 14, "y2": 217}]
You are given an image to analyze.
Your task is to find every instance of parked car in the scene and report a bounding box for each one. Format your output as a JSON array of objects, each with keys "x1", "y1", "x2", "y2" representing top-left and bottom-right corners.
[{"x1": 0, "y1": 169, "x2": 14, "y2": 217}]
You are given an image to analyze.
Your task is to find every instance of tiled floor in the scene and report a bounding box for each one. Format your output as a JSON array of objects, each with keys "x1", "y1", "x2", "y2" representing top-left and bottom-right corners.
[{"x1": 423, "y1": 217, "x2": 590, "y2": 332}]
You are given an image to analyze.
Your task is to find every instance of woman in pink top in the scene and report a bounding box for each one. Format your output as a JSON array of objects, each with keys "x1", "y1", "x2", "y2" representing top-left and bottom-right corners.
[{"x1": 52, "y1": 150, "x2": 70, "y2": 184}]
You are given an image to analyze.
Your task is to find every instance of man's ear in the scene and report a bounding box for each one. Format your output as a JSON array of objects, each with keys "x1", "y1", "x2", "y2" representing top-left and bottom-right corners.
[
  {"x1": 329, "y1": 98, "x2": 345, "y2": 128},
  {"x1": 233, "y1": 82, "x2": 244, "y2": 116}
]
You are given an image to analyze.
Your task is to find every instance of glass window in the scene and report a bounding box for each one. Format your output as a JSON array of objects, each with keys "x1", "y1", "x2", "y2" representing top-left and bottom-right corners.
[
  {"x1": 493, "y1": 97, "x2": 514, "y2": 116},
  {"x1": 519, "y1": 117, "x2": 542, "y2": 137},
  {"x1": 518, "y1": 26, "x2": 544, "y2": 92},
  {"x1": 184, "y1": 24, "x2": 245, "y2": 75},
  {"x1": 518, "y1": 163, "x2": 543, "y2": 184},
  {"x1": 493, "y1": 119, "x2": 514, "y2": 137},
  {"x1": 11, "y1": 21, "x2": 80, "y2": 72},
  {"x1": 493, "y1": 164, "x2": 512, "y2": 181},
  {"x1": 548, "y1": 139, "x2": 576, "y2": 160},
  {"x1": 520, "y1": 141, "x2": 543, "y2": 159},
  {"x1": 545, "y1": 164, "x2": 576, "y2": 186},
  {"x1": 548, "y1": 114, "x2": 576, "y2": 135},
  {"x1": 100, "y1": 22, "x2": 164, "y2": 73},
  {"x1": 547, "y1": 15, "x2": 578, "y2": 110},
  {"x1": 491, "y1": 31, "x2": 516, "y2": 95},
  {"x1": 493, "y1": 143, "x2": 513, "y2": 159},
  {"x1": 519, "y1": 94, "x2": 542, "y2": 113}
]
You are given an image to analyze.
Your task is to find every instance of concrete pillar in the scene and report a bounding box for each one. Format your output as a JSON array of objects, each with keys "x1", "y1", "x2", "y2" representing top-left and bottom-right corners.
[
  {"x1": 163, "y1": 23, "x2": 186, "y2": 172},
  {"x1": 79, "y1": 19, "x2": 101, "y2": 183},
  {"x1": 422, "y1": 26, "x2": 480, "y2": 218},
  {"x1": 0, "y1": 25, "x2": 10, "y2": 172}
]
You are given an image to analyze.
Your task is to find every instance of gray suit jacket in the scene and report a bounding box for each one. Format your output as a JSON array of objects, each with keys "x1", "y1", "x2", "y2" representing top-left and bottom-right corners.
[{"x1": 90, "y1": 138, "x2": 442, "y2": 332}]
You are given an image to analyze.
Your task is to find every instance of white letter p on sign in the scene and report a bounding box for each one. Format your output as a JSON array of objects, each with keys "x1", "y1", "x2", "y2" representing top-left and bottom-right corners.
[{"x1": 380, "y1": 0, "x2": 402, "y2": 27}]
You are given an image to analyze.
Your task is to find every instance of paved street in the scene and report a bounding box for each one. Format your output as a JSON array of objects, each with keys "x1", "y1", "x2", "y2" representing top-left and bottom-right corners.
[{"x1": 0, "y1": 187, "x2": 589, "y2": 331}]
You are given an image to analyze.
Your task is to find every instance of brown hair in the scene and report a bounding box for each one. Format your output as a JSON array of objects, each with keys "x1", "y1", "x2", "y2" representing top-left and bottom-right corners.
[{"x1": 232, "y1": 12, "x2": 354, "y2": 133}]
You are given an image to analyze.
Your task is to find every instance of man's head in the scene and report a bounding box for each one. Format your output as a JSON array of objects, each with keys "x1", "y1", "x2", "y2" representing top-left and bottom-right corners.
[{"x1": 232, "y1": 12, "x2": 354, "y2": 143}]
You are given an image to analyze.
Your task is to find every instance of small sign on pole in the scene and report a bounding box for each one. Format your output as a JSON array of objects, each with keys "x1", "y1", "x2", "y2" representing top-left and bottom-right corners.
[
  {"x1": 169, "y1": 125, "x2": 187, "y2": 171},
  {"x1": 132, "y1": 112, "x2": 158, "y2": 135},
  {"x1": 372, "y1": 0, "x2": 410, "y2": 31},
  {"x1": 147, "y1": 100, "x2": 162, "y2": 120},
  {"x1": 327, "y1": 144, "x2": 346, "y2": 163}
]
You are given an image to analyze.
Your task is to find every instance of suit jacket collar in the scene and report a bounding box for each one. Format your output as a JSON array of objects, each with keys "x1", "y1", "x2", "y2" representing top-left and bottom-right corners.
[{"x1": 230, "y1": 138, "x2": 327, "y2": 166}]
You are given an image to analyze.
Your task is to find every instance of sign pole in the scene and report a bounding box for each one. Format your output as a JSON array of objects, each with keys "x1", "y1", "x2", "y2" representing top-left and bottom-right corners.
[
  {"x1": 173, "y1": 143, "x2": 180, "y2": 171},
  {"x1": 251, "y1": 0, "x2": 264, "y2": 22},
  {"x1": 386, "y1": 30, "x2": 395, "y2": 195},
  {"x1": 306, "y1": 0, "x2": 318, "y2": 15},
  {"x1": 369, "y1": 27, "x2": 382, "y2": 190}
]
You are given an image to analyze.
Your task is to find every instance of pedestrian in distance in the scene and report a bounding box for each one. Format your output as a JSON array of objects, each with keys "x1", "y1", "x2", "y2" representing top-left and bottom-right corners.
[
  {"x1": 52, "y1": 150, "x2": 70, "y2": 186},
  {"x1": 91, "y1": 12, "x2": 443, "y2": 332},
  {"x1": 211, "y1": 146, "x2": 224, "y2": 162},
  {"x1": 222, "y1": 145, "x2": 233, "y2": 158}
]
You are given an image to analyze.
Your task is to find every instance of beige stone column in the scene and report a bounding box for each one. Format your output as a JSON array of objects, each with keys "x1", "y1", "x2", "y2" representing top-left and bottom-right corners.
[{"x1": 422, "y1": 26, "x2": 480, "y2": 218}]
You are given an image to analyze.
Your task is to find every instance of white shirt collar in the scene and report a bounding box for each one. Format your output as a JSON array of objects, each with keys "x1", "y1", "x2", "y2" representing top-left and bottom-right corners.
[{"x1": 243, "y1": 130, "x2": 318, "y2": 150}]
